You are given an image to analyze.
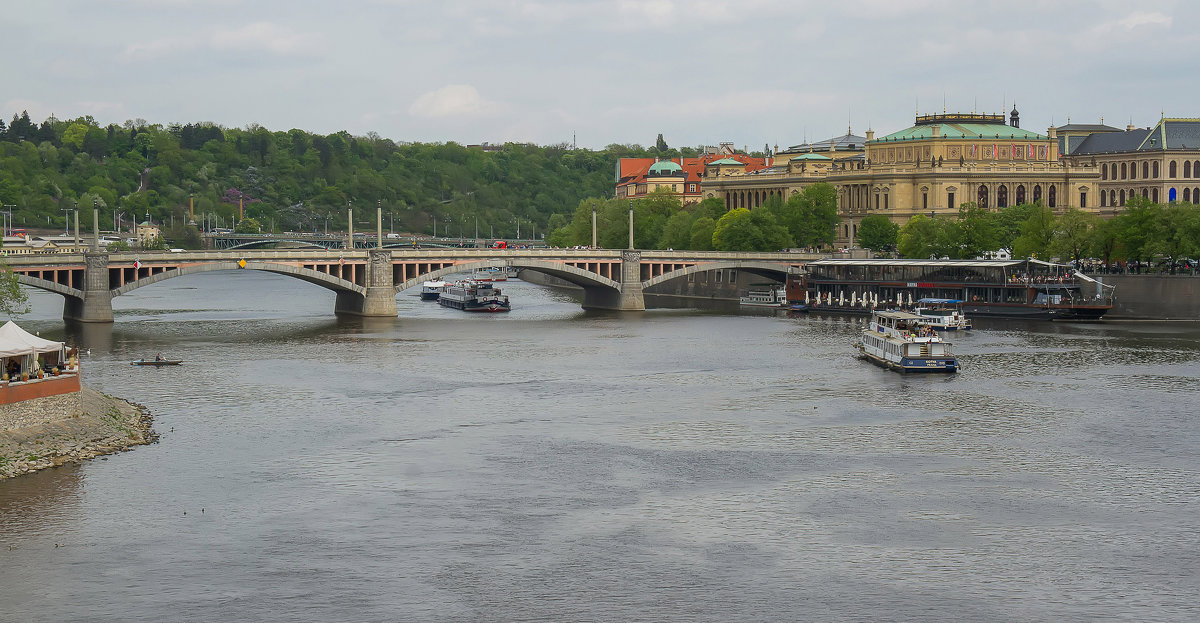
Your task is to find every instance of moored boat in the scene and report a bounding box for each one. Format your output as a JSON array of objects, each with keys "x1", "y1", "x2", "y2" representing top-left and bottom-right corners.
[
  {"x1": 797, "y1": 258, "x2": 1115, "y2": 320},
  {"x1": 471, "y1": 267, "x2": 508, "y2": 282},
  {"x1": 857, "y1": 309, "x2": 958, "y2": 373},
  {"x1": 740, "y1": 285, "x2": 787, "y2": 307},
  {"x1": 437, "y1": 280, "x2": 511, "y2": 312},
  {"x1": 420, "y1": 280, "x2": 447, "y2": 301},
  {"x1": 910, "y1": 298, "x2": 972, "y2": 330}
]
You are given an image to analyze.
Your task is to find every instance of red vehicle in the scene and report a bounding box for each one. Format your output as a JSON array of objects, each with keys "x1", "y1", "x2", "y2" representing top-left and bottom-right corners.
[{"x1": 491, "y1": 240, "x2": 507, "y2": 249}]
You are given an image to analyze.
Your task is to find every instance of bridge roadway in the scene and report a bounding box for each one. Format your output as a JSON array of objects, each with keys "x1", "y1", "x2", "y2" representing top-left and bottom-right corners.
[{"x1": 6, "y1": 248, "x2": 815, "y2": 323}]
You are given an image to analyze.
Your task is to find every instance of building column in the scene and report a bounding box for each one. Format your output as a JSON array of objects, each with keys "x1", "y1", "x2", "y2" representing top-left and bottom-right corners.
[{"x1": 63, "y1": 252, "x2": 114, "y2": 323}]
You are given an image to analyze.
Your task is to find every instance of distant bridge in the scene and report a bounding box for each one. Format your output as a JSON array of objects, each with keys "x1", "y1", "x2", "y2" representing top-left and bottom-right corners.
[
  {"x1": 202, "y1": 232, "x2": 546, "y2": 251},
  {"x1": 6, "y1": 248, "x2": 814, "y2": 323}
]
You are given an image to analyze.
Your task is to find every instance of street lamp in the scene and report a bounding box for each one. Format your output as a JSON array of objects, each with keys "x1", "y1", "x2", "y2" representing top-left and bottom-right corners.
[
  {"x1": 591, "y1": 201, "x2": 597, "y2": 248},
  {"x1": 628, "y1": 199, "x2": 634, "y2": 250}
]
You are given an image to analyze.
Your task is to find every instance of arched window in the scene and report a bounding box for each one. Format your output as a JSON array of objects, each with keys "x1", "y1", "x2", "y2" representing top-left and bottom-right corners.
[
  {"x1": 1170, "y1": 161, "x2": 1178, "y2": 178},
  {"x1": 1142, "y1": 188, "x2": 1149, "y2": 198},
  {"x1": 997, "y1": 184, "x2": 1008, "y2": 208},
  {"x1": 1111, "y1": 189, "x2": 1117, "y2": 205},
  {"x1": 1152, "y1": 188, "x2": 1159, "y2": 202},
  {"x1": 1195, "y1": 187, "x2": 1200, "y2": 203},
  {"x1": 977, "y1": 184, "x2": 989, "y2": 208},
  {"x1": 1169, "y1": 187, "x2": 1177, "y2": 202},
  {"x1": 1153, "y1": 161, "x2": 1159, "y2": 178},
  {"x1": 1101, "y1": 191, "x2": 1107, "y2": 207},
  {"x1": 1185, "y1": 188, "x2": 1192, "y2": 202},
  {"x1": 1112, "y1": 163, "x2": 1118, "y2": 179},
  {"x1": 1048, "y1": 185, "x2": 1057, "y2": 207},
  {"x1": 1194, "y1": 161, "x2": 1200, "y2": 176},
  {"x1": 1121, "y1": 162, "x2": 1127, "y2": 179},
  {"x1": 1143, "y1": 162, "x2": 1149, "y2": 178},
  {"x1": 1186, "y1": 161, "x2": 1192, "y2": 178},
  {"x1": 1120, "y1": 189, "x2": 1127, "y2": 204},
  {"x1": 1033, "y1": 184, "x2": 1042, "y2": 203},
  {"x1": 1016, "y1": 184, "x2": 1026, "y2": 204},
  {"x1": 1102, "y1": 165, "x2": 1108, "y2": 180},
  {"x1": 1131, "y1": 162, "x2": 1137, "y2": 180}
]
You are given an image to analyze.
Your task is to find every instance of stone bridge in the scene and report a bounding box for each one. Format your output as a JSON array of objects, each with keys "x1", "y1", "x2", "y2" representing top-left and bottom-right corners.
[{"x1": 5, "y1": 248, "x2": 812, "y2": 323}]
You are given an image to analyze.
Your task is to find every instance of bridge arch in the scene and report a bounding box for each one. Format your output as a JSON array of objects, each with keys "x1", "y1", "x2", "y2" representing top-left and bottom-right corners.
[
  {"x1": 642, "y1": 261, "x2": 792, "y2": 290},
  {"x1": 111, "y1": 261, "x2": 364, "y2": 297},
  {"x1": 394, "y1": 259, "x2": 619, "y2": 293},
  {"x1": 16, "y1": 274, "x2": 84, "y2": 299},
  {"x1": 219, "y1": 239, "x2": 335, "y2": 251}
]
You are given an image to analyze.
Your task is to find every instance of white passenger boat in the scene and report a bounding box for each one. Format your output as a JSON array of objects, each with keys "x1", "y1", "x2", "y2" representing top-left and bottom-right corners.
[
  {"x1": 471, "y1": 267, "x2": 508, "y2": 282},
  {"x1": 740, "y1": 285, "x2": 787, "y2": 307},
  {"x1": 910, "y1": 298, "x2": 972, "y2": 330},
  {"x1": 420, "y1": 280, "x2": 447, "y2": 301},
  {"x1": 857, "y1": 310, "x2": 958, "y2": 373}
]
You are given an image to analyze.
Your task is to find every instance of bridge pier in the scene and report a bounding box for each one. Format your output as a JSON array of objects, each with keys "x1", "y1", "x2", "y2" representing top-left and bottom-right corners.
[
  {"x1": 333, "y1": 250, "x2": 397, "y2": 317},
  {"x1": 63, "y1": 253, "x2": 114, "y2": 323},
  {"x1": 582, "y1": 250, "x2": 645, "y2": 311}
]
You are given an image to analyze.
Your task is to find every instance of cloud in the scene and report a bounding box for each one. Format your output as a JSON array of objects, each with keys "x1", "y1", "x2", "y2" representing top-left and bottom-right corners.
[
  {"x1": 211, "y1": 22, "x2": 324, "y2": 56},
  {"x1": 409, "y1": 85, "x2": 494, "y2": 118}
]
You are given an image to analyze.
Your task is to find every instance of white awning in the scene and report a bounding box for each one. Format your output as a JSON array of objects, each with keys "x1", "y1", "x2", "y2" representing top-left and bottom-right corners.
[{"x1": 0, "y1": 321, "x2": 65, "y2": 358}]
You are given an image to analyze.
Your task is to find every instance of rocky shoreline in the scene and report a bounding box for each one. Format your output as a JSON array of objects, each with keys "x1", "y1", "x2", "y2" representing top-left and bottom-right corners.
[{"x1": 0, "y1": 388, "x2": 156, "y2": 479}]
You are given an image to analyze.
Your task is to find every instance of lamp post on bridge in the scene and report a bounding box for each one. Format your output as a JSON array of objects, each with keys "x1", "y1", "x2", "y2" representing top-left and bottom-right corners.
[
  {"x1": 628, "y1": 200, "x2": 634, "y2": 250},
  {"x1": 346, "y1": 200, "x2": 354, "y2": 250},
  {"x1": 92, "y1": 198, "x2": 100, "y2": 251},
  {"x1": 591, "y1": 202, "x2": 597, "y2": 249}
]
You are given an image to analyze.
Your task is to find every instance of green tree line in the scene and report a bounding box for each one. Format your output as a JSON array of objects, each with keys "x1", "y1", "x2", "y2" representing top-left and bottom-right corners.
[
  {"x1": 0, "y1": 111, "x2": 698, "y2": 245},
  {"x1": 546, "y1": 183, "x2": 840, "y2": 251},
  {"x1": 857, "y1": 199, "x2": 1200, "y2": 268}
]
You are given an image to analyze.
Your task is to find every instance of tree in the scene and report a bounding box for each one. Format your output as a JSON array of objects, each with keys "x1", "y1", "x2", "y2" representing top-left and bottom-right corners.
[
  {"x1": 235, "y1": 217, "x2": 262, "y2": 234},
  {"x1": 0, "y1": 265, "x2": 30, "y2": 320},
  {"x1": 1050, "y1": 208, "x2": 1097, "y2": 263},
  {"x1": 857, "y1": 214, "x2": 899, "y2": 253},
  {"x1": 1011, "y1": 204, "x2": 1056, "y2": 260},
  {"x1": 689, "y1": 216, "x2": 716, "y2": 251},
  {"x1": 788, "y1": 183, "x2": 839, "y2": 248},
  {"x1": 953, "y1": 202, "x2": 1000, "y2": 258},
  {"x1": 655, "y1": 134, "x2": 668, "y2": 151}
]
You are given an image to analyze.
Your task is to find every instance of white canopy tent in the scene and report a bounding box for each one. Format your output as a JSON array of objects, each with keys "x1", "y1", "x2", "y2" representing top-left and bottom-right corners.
[{"x1": 0, "y1": 321, "x2": 66, "y2": 376}]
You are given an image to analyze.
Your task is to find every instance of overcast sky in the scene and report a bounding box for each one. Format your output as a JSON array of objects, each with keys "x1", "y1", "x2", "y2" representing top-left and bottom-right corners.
[{"x1": 4, "y1": 1, "x2": 1196, "y2": 150}]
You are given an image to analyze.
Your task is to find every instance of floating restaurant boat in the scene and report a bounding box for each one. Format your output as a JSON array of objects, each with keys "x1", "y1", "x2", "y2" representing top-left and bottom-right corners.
[
  {"x1": 420, "y1": 280, "x2": 447, "y2": 301},
  {"x1": 857, "y1": 309, "x2": 958, "y2": 373},
  {"x1": 910, "y1": 298, "x2": 972, "y2": 330},
  {"x1": 437, "y1": 280, "x2": 511, "y2": 312},
  {"x1": 739, "y1": 284, "x2": 788, "y2": 307},
  {"x1": 794, "y1": 258, "x2": 1114, "y2": 320}
]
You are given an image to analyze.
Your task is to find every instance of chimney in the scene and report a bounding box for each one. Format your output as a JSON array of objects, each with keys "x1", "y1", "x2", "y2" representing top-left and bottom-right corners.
[
  {"x1": 1126, "y1": 123, "x2": 1137, "y2": 131},
  {"x1": 866, "y1": 129, "x2": 875, "y2": 142},
  {"x1": 932, "y1": 125, "x2": 941, "y2": 138},
  {"x1": 1047, "y1": 126, "x2": 1057, "y2": 139}
]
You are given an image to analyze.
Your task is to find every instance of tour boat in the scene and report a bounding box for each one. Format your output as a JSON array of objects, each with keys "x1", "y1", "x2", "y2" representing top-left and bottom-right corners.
[
  {"x1": 470, "y1": 267, "x2": 508, "y2": 282},
  {"x1": 795, "y1": 258, "x2": 1114, "y2": 320},
  {"x1": 910, "y1": 298, "x2": 972, "y2": 330},
  {"x1": 739, "y1": 285, "x2": 788, "y2": 307},
  {"x1": 437, "y1": 280, "x2": 511, "y2": 312},
  {"x1": 857, "y1": 309, "x2": 958, "y2": 373},
  {"x1": 420, "y1": 280, "x2": 447, "y2": 301}
]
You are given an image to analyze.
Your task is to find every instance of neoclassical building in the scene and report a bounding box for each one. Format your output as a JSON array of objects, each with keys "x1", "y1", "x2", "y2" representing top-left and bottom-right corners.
[
  {"x1": 700, "y1": 109, "x2": 1103, "y2": 246},
  {"x1": 1060, "y1": 117, "x2": 1200, "y2": 212}
]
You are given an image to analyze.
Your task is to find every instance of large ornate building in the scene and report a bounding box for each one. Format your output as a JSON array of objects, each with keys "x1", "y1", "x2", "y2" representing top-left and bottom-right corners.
[
  {"x1": 1059, "y1": 117, "x2": 1200, "y2": 211},
  {"x1": 698, "y1": 109, "x2": 1103, "y2": 246}
]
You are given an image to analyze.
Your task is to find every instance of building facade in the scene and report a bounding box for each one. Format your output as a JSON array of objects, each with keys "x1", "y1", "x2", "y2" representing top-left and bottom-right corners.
[
  {"x1": 699, "y1": 109, "x2": 1103, "y2": 246},
  {"x1": 1060, "y1": 117, "x2": 1200, "y2": 212}
]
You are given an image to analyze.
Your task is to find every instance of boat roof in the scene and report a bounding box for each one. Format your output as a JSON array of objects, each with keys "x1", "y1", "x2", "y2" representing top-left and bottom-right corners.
[
  {"x1": 872, "y1": 310, "x2": 926, "y2": 321},
  {"x1": 807, "y1": 258, "x2": 1071, "y2": 269},
  {"x1": 916, "y1": 298, "x2": 963, "y2": 304}
]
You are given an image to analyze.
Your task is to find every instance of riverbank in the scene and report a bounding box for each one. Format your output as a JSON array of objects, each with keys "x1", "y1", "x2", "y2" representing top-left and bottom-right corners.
[{"x1": 0, "y1": 388, "x2": 155, "y2": 479}]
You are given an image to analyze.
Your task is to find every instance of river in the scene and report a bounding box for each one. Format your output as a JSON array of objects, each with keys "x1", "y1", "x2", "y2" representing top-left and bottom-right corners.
[{"x1": 1, "y1": 271, "x2": 1198, "y2": 622}]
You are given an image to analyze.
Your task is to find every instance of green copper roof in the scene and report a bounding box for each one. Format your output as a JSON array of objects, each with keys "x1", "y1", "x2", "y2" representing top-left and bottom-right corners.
[
  {"x1": 877, "y1": 122, "x2": 1045, "y2": 142},
  {"x1": 790, "y1": 153, "x2": 832, "y2": 161},
  {"x1": 708, "y1": 158, "x2": 744, "y2": 165},
  {"x1": 648, "y1": 160, "x2": 684, "y2": 174}
]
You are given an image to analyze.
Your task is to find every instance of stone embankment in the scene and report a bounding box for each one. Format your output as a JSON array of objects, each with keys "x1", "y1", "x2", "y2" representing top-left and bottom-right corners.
[{"x1": 0, "y1": 388, "x2": 155, "y2": 479}]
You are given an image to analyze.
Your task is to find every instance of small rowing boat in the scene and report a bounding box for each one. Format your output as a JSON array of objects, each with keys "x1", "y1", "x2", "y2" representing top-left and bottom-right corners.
[{"x1": 131, "y1": 359, "x2": 183, "y2": 366}]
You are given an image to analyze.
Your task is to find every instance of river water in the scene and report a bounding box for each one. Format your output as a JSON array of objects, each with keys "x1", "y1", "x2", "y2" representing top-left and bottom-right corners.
[{"x1": 1, "y1": 271, "x2": 1197, "y2": 622}]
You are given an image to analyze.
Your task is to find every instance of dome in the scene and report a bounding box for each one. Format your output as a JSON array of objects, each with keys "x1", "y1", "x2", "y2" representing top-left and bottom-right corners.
[{"x1": 648, "y1": 160, "x2": 684, "y2": 175}]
